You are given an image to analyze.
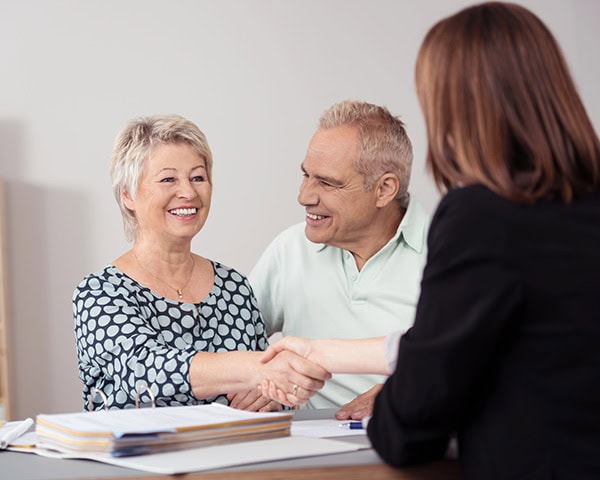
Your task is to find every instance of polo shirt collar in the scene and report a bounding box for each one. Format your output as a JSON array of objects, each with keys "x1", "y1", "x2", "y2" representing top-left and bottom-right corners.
[
  {"x1": 395, "y1": 195, "x2": 427, "y2": 254},
  {"x1": 311, "y1": 194, "x2": 427, "y2": 254}
]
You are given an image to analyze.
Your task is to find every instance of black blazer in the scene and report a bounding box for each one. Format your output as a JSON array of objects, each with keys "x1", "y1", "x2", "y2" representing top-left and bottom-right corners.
[{"x1": 368, "y1": 185, "x2": 600, "y2": 479}]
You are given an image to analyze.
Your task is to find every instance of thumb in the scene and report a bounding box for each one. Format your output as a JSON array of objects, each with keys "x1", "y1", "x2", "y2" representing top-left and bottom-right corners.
[{"x1": 259, "y1": 344, "x2": 282, "y2": 363}]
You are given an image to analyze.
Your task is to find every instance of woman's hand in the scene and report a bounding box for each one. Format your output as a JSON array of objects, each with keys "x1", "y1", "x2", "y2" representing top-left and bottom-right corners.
[
  {"x1": 257, "y1": 349, "x2": 331, "y2": 406},
  {"x1": 261, "y1": 336, "x2": 321, "y2": 364},
  {"x1": 259, "y1": 378, "x2": 294, "y2": 406},
  {"x1": 227, "y1": 389, "x2": 283, "y2": 412}
]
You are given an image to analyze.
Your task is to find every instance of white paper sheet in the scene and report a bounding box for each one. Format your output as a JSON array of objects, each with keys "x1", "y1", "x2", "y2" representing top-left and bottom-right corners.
[
  {"x1": 291, "y1": 419, "x2": 367, "y2": 438},
  {"x1": 0, "y1": 418, "x2": 34, "y2": 449},
  {"x1": 10, "y1": 435, "x2": 364, "y2": 474}
]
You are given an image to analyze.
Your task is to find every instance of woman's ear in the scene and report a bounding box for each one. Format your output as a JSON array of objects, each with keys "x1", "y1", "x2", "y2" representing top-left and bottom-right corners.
[
  {"x1": 375, "y1": 173, "x2": 400, "y2": 207},
  {"x1": 122, "y1": 190, "x2": 135, "y2": 211}
]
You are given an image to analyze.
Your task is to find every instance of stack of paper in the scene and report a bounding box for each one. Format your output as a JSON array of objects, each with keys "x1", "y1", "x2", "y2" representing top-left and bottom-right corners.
[{"x1": 36, "y1": 403, "x2": 292, "y2": 457}]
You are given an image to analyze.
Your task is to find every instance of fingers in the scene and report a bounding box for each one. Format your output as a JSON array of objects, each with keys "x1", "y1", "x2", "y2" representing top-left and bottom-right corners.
[
  {"x1": 260, "y1": 379, "x2": 316, "y2": 407},
  {"x1": 335, "y1": 384, "x2": 383, "y2": 420},
  {"x1": 285, "y1": 351, "x2": 332, "y2": 382},
  {"x1": 259, "y1": 380, "x2": 289, "y2": 406},
  {"x1": 230, "y1": 388, "x2": 285, "y2": 411},
  {"x1": 260, "y1": 380, "x2": 300, "y2": 407},
  {"x1": 228, "y1": 390, "x2": 256, "y2": 410},
  {"x1": 281, "y1": 369, "x2": 325, "y2": 399},
  {"x1": 287, "y1": 383, "x2": 311, "y2": 405},
  {"x1": 283, "y1": 355, "x2": 329, "y2": 396},
  {"x1": 258, "y1": 400, "x2": 283, "y2": 412},
  {"x1": 258, "y1": 349, "x2": 331, "y2": 405},
  {"x1": 259, "y1": 336, "x2": 309, "y2": 364},
  {"x1": 242, "y1": 393, "x2": 276, "y2": 412},
  {"x1": 260, "y1": 344, "x2": 281, "y2": 363}
]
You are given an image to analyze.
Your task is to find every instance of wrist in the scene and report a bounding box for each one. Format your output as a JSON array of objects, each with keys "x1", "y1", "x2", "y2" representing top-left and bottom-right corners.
[{"x1": 246, "y1": 351, "x2": 266, "y2": 386}]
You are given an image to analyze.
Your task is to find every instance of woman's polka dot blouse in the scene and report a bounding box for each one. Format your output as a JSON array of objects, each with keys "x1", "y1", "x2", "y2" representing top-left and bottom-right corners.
[{"x1": 73, "y1": 261, "x2": 267, "y2": 410}]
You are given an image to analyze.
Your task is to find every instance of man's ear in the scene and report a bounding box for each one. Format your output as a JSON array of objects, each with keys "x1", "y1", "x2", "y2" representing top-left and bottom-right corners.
[
  {"x1": 375, "y1": 173, "x2": 400, "y2": 207},
  {"x1": 122, "y1": 190, "x2": 135, "y2": 211}
]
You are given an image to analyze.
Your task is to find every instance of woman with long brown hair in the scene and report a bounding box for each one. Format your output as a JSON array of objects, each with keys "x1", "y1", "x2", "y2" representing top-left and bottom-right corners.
[{"x1": 367, "y1": 2, "x2": 600, "y2": 478}]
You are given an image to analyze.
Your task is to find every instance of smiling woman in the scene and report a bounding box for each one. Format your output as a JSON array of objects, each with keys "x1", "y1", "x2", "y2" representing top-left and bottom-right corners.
[{"x1": 72, "y1": 115, "x2": 330, "y2": 412}]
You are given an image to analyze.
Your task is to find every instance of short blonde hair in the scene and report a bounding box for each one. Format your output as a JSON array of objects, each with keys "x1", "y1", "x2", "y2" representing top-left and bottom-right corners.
[{"x1": 109, "y1": 114, "x2": 213, "y2": 241}]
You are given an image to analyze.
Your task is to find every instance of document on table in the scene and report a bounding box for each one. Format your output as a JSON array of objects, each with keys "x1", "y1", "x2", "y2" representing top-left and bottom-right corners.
[
  {"x1": 291, "y1": 419, "x2": 367, "y2": 438},
  {"x1": 35, "y1": 403, "x2": 292, "y2": 456},
  {"x1": 6, "y1": 406, "x2": 369, "y2": 474},
  {"x1": 8, "y1": 434, "x2": 365, "y2": 474}
]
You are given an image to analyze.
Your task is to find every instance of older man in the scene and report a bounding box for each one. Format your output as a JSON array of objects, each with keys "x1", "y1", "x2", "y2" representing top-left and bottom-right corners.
[{"x1": 250, "y1": 100, "x2": 429, "y2": 418}]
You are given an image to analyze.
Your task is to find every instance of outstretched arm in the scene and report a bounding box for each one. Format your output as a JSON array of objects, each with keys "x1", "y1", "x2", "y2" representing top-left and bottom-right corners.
[
  {"x1": 189, "y1": 349, "x2": 331, "y2": 407},
  {"x1": 259, "y1": 336, "x2": 389, "y2": 407},
  {"x1": 261, "y1": 336, "x2": 389, "y2": 374}
]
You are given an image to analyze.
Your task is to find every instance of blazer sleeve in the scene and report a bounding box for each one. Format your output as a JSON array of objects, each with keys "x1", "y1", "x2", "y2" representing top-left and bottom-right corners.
[{"x1": 368, "y1": 187, "x2": 523, "y2": 466}]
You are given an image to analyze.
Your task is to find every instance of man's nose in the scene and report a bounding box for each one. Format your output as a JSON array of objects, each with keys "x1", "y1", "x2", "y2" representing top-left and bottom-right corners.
[{"x1": 297, "y1": 178, "x2": 317, "y2": 206}]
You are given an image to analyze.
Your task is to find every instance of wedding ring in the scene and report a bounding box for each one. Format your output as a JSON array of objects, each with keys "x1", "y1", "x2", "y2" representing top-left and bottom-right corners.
[{"x1": 292, "y1": 384, "x2": 299, "y2": 396}]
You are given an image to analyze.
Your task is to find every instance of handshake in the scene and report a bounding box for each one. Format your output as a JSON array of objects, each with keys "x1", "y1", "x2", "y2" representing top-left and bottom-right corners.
[
  {"x1": 259, "y1": 336, "x2": 334, "y2": 407},
  {"x1": 227, "y1": 336, "x2": 390, "y2": 419}
]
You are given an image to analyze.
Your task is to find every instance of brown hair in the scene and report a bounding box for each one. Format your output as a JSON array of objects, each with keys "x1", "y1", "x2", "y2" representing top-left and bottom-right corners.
[{"x1": 416, "y1": 2, "x2": 600, "y2": 203}]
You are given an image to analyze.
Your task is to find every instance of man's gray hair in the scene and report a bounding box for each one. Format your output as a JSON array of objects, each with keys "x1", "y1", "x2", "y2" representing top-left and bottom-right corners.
[{"x1": 319, "y1": 100, "x2": 412, "y2": 206}]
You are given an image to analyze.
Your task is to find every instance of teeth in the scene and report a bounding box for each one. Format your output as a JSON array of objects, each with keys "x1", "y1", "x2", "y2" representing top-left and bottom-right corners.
[
  {"x1": 307, "y1": 213, "x2": 325, "y2": 220},
  {"x1": 170, "y1": 208, "x2": 197, "y2": 216}
]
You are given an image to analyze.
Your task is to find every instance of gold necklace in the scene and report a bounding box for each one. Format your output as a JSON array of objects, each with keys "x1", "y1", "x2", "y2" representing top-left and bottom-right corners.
[{"x1": 132, "y1": 251, "x2": 195, "y2": 300}]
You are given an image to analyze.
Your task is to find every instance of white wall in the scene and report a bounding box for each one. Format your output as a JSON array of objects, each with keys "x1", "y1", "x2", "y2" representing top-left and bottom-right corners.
[{"x1": 0, "y1": 0, "x2": 598, "y2": 419}]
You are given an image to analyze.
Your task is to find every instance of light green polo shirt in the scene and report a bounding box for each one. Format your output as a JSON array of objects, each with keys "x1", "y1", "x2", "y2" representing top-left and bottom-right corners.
[{"x1": 249, "y1": 196, "x2": 430, "y2": 409}]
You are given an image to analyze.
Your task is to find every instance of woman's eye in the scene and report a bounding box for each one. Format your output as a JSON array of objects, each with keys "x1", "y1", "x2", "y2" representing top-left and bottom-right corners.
[
  {"x1": 191, "y1": 176, "x2": 205, "y2": 182},
  {"x1": 160, "y1": 177, "x2": 175, "y2": 183}
]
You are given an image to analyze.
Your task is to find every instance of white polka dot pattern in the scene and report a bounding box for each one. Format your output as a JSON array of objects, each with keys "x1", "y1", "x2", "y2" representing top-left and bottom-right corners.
[{"x1": 73, "y1": 261, "x2": 267, "y2": 411}]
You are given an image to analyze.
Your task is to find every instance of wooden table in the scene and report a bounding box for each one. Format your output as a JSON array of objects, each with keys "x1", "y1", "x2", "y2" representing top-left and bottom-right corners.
[{"x1": 141, "y1": 461, "x2": 461, "y2": 480}]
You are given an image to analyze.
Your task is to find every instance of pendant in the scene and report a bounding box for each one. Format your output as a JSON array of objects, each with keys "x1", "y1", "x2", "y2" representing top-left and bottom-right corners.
[{"x1": 177, "y1": 289, "x2": 183, "y2": 299}]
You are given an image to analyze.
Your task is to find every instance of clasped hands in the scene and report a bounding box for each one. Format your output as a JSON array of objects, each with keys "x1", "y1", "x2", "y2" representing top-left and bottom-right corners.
[
  {"x1": 228, "y1": 337, "x2": 381, "y2": 419},
  {"x1": 259, "y1": 337, "x2": 329, "y2": 407},
  {"x1": 256, "y1": 337, "x2": 382, "y2": 420},
  {"x1": 227, "y1": 338, "x2": 330, "y2": 411}
]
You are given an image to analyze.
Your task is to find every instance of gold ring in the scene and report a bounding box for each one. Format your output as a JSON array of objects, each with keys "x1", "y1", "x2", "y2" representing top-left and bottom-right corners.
[{"x1": 292, "y1": 384, "x2": 298, "y2": 396}]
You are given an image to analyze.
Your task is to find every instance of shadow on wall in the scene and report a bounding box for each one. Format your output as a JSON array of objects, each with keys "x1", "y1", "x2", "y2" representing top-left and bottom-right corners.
[
  {"x1": 1, "y1": 120, "x2": 88, "y2": 418},
  {"x1": 5, "y1": 181, "x2": 89, "y2": 418},
  {"x1": 0, "y1": 119, "x2": 25, "y2": 420},
  {"x1": 0, "y1": 121, "x2": 24, "y2": 177}
]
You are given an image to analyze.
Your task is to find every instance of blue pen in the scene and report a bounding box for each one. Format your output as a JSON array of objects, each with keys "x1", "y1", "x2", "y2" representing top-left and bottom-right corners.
[{"x1": 339, "y1": 421, "x2": 363, "y2": 430}]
